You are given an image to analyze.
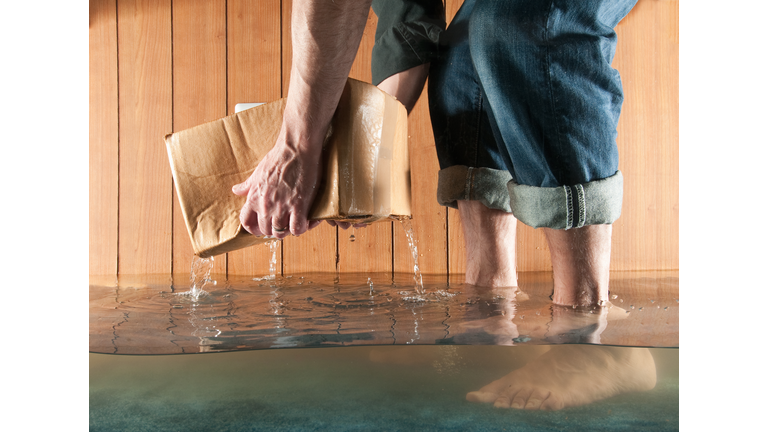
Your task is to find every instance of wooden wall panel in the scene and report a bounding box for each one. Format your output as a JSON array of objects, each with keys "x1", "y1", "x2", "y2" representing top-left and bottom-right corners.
[
  {"x1": 394, "y1": 91, "x2": 448, "y2": 276},
  {"x1": 612, "y1": 0, "x2": 679, "y2": 271},
  {"x1": 280, "y1": 0, "x2": 339, "y2": 274},
  {"x1": 447, "y1": 208, "x2": 465, "y2": 274},
  {"x1": 445, "y1": 0, "x2": 466, "y2": 276},
  {"x1": 89, "y1": 0, "x2": 119, "y2": 276},
  {"x1": 171, "y1": 0, "x2": 227, "y2": 276},
  {"x1": 89, "y1": 0, "x2": 678, "y2": 277},
  {"x1": 117, "y1": 0, "x2": 173, "y2": 274},
  {"x1": 226, "y1": 0, "x2": 284, "y2": 276}
]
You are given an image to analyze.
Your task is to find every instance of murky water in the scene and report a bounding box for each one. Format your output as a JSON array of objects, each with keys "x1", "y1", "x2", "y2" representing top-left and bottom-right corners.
[
  {"x1": 90, "y1": 268, "x2": 678, "y2": 430},
  {"x1": 90, "y1": 345, "x2": 679, "y2": 431}
]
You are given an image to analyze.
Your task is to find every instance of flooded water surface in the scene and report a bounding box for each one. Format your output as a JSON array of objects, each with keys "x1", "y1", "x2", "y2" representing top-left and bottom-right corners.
[
  {"x1": 90, "y1": 271, "x2": 678, "y2": 430},
  {"x1": 90, "y1": 272, "x2": 678, "y2": 354}
]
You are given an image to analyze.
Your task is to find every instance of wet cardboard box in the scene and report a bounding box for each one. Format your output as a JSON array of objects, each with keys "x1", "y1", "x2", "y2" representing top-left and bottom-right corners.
[{"x1": 165, "y1": 78, "x2": 411, "y2": 258}]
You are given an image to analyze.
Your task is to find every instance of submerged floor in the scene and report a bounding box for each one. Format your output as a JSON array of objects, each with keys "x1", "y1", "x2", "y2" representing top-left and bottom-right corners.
[
  {"x1": 90, "y1": 345, "x2": 678, "y2": 431},
  {"x1": 90, "y1": 271, "x2": 678, "y2": 354}
]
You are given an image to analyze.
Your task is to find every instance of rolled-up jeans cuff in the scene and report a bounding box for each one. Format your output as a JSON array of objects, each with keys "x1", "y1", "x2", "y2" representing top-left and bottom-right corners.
[
  {"x1": 437, "y1": 166, "x2": 513, "y2": 212},
  {"x1": 507, "y1": 171, "x2": 623, "y2": 229}
]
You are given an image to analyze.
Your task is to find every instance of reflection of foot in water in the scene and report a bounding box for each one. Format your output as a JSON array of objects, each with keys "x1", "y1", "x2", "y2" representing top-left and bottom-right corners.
[{"x1": 466, "y1": 345, "x2": 656, "y2": 410}]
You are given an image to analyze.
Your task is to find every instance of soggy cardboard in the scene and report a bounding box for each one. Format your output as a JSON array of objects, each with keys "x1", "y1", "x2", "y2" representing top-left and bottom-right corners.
[{"x1": 165, "y1": 78, "x2": 411, "y2": 258}]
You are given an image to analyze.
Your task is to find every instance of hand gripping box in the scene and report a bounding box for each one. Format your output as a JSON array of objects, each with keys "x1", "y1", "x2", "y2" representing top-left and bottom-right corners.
[{"x1": 165, "y1": 78, "x2": 411, "y2": 258}]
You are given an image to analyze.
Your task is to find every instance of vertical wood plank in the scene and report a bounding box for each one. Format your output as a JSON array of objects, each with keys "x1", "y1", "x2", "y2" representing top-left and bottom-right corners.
[
  {"x1": 445, "y1": 0, "x2": 463, "y2": 23},
  {"x1": 89, "y1": 0, "x2": 119, "y2": 276},
  {"x1": 280, "y1": 0, "x2": 339, "y2": 274},
  {"x1": 337, "y1": 9, "x2": 393, "y2": 274},
  {"x1": 394, "y1": 89, "x2": 448, "y2": 276},
  {"x1": 612, "y1": 0, "x2": 679, "y2": 271},
  {"x1": 447, "y1": 208, "x2": 464, "y2": 274},
  {"x1": 172, "y1": 0, "x2": 227, "y2": 277},
  {"x1": 226, "y1": 0, "x2": 284, "y2": 276},
  {"x1": 444, "y1": 0, "x2": 468, "y2": 276},
  {"x1": 515, "y1": 226, "x2": 551, "y2": 272},
  {"x1": 117, "y1": 0, "x2": 173, "y2": 274}
]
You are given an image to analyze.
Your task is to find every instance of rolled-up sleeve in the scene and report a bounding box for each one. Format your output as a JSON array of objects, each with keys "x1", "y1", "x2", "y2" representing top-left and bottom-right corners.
[{"x1": 371, "y1": 0, "x2": 446, "y2": 85}]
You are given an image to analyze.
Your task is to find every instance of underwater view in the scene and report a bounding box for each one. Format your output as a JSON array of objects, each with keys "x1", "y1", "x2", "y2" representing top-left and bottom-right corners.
[{"x1": 90, "y1": 271, "x2": 678, "y2": 431}]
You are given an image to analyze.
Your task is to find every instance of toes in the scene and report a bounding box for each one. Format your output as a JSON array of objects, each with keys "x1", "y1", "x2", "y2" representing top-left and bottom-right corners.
[
  {"x1": 493, "y1": 396, "x2": 512, "y2": 409},
  {"x1": 523, "y1": 389, "x2": 551, "y2": 410},
  {"x1": 466, "y1": 391, "x2": 499, "y2": 404},
  {"x1": 510, "y1": 389, "x2": 531, "y2": 409},
  {"x1": 540, "y1": 394, "x2": 565, "y2": 411}
]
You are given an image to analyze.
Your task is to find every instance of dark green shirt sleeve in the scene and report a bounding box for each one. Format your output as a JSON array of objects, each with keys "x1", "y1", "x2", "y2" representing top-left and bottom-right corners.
[{"x1": 371, "y1": 0, "x2": 446, "y2": 85}]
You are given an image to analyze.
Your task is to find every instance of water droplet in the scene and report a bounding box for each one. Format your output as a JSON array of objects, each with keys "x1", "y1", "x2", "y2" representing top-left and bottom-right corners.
[
  {"x1": 664, "y1": 306, "x2": 668, "y2": 310},
  {"x1": 535, "y1": 311, "x2": 540, "y2": 315},
  {"x1": 650, "y1": 299, "x2": 655, "y2": 303},
  {"x1": 638, "y1": 307, "x2": 643, "y2": 311},
  {"x1": 349, "y1": 235, "x2": 356, "y2": 242},
  {"x1": 611, "y1": 294, "x2": 618, "y2": 299},
  {"x1": 630, "y1": 305, "x2": 634, "y2": 309}
]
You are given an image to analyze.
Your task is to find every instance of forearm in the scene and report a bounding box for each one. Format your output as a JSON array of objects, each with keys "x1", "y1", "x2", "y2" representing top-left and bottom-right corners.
[
  {"x1": 283, "y1": 0, "x2": 373, "y2": 151},
  {"x1": 233, "y1": 0, "x2": 373, "y2": 238}
]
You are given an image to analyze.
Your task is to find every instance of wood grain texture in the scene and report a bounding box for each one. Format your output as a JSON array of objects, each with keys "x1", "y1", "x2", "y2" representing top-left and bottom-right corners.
[
  {"x1": 172, "y1": 0, "x2": 227, "y2": 276},
  {"x1": 444, "y1": 0, "x2": 463, "y2": 23},
  {"x1": 117, "y1": 0, "x2": 173, "y2": 274},
  {"x1": 337, "y1": 8, "x2": 394, "y2": 274},
  {"x1": 280, "y1": 0, "x2": 338, "y2": 274},
  {"x1": 447, "y1": 207, "x2": 464, "y2": 274},
  {"x1": 89, "y1": 0, "x2": 678, "y2": 277},
  {"x1": 89, "y1": 0, "x2": 119, "y2": 276},
  {"x1": 444, "y1": 0, "x2": 466, "y2": 276},
  {"x1": 226, "y1": 0, "x2": 284, "y2": 276},
  {"x1": 611, "y1": 0, "x2": 679, "y2": 271},
  {"x1": 394, "y1": 89, "x2": 448, "y2": 275}
]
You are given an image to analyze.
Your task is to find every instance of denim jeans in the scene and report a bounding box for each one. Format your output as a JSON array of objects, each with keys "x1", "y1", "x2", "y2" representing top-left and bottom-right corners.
[{"x1": 428, "y1": 0, "x2": 637, "y2": 229}]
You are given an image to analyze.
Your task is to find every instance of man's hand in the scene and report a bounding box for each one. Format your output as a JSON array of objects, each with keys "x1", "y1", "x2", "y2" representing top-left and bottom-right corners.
[
  {"x1": 231, "y1": 125, "x2": 324, "y2": 239},
  {"x1": 232, "y1": 0, "x2": 372, "y2": 239}
]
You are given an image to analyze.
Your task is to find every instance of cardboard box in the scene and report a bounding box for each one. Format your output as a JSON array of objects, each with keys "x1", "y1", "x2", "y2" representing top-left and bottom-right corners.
[{"x1": 165, "y1": 78, "x2": 411, "y2": 258}]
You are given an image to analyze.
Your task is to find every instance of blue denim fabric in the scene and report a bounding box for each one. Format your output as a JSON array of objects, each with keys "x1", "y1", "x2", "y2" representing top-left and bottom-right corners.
[{"x1": 428, "y1": 0, "x2": 636, "y2": 227}]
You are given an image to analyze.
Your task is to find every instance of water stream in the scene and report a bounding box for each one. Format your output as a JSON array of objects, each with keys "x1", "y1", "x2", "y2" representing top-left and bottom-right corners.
[
  {"x1": 186, "y1": 217, "x2": 423, "y2": 301},
  {"x1": 394, "y1": 216, "x2": 424, "y2": 294},
  {"x1": 185, "y1": 256, "x2": 215, "y2": 301}
]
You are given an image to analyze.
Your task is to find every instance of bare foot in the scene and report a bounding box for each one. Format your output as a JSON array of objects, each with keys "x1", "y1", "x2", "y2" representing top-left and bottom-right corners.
[
  {"x1": 466, "y1": 345, "x2": 656, "y2": 410},
  {"x1": 458, "y1": 200, "x2": 518, "y2": 288}
]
